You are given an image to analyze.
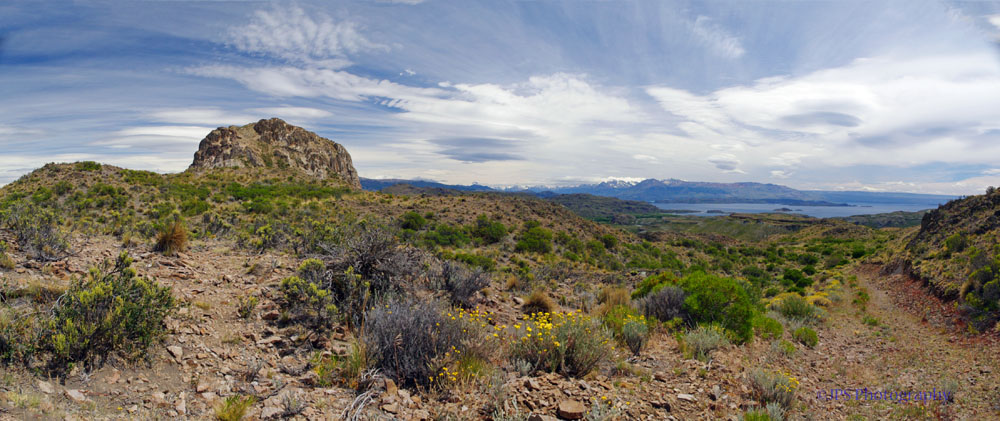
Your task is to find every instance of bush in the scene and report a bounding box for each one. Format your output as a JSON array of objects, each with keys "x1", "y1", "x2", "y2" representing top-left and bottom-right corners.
[
  {"x1": 154, "y1": 219, "x2": 188, "y2": 256},
  {"x1": 749, "y1": 368, "x2": 798, "y2": 408},
  {"x1": 682, "y1": 325, "x2": 730, "y2": 361},
  {"x1": 515, "y1": 221, "x2": 553, "y2": 254},
  {"x1": 620, "y1": 316, "x2": 650, "y2": 356},
  {"x1": 237, "y1": 296, "x2": 258, "y2": 319},
  {"x1": 596, "y1": 286, "x2": 630, "y2": 315},
  {"x1": 436, "y1": 261, "x2": 490, "y2": 308},
  {"x1": 75, "y1": 161, "x2": 102, "y2": 171},
  {"x1": 945, "y1": 232, "x2": 968, "y2": 254},
  {"x1": 753, "y1": 316, "x2": 784, "y2": 340},
  {"x1": 677, "y1": 272, "x2": 758, "y2": 343},
  {"x1": 772, "y1": 295, "x2": 819, "y2": 323},
  {"x1": 215, "y1": 395, "x2": 256, "y2": 421},
  {"x1": 452, "y1": 252, "x2": 495, "y2": 271},
  {"x1": 363, "y1": 299, "x2": 466, "y2": 387},
  {"x1": 637, "y1": 284, "x2": 686, "y2": 322},
  {"x1": 508, "y1": 311, "x2": 611, "y2": 378},
  {"x1": 296, "y1": 258, "x2": 325, "y2": 284},
  {"x1": 423, "y1": 224, "x2": 470, "y2": 247},
  {"x1": 399, "y1": 211, "x2": 427, "y2": 230},
  {"x1": 44, "y1": 252, "x2": 175, "y2": 374},
  {"x1": 522, "y1": 289, "x2": 555, "y2": 315},
  {"x1": 323, "y1": 225, "x2": 423, "y2": 300},
  {"x1": 0, "y1": 241, "x2": 14, "y2": 270},
  {"x1": 470, "y1": 215, "x2": 507, "y2": 244},
  {"x1": 742, "y1": 403, "x2": 785, "y2": 421},
  {"x1": 792, "y1": 327, "x2": 818, "y2": 348},
  {"x1": 770, "y1": 339, "x2": 796, "y2": 358},
  {"x1": 3, "y1": 202, "x2": 69, "y2": 262},
  {"x1": 278, "y1": 276, "x2": 337, "y2": 330}
]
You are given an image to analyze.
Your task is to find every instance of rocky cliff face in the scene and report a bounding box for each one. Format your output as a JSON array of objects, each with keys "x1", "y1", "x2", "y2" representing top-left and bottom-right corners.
[{"x1": 189, "y1": 118, "x2": 361, "y2": 189}]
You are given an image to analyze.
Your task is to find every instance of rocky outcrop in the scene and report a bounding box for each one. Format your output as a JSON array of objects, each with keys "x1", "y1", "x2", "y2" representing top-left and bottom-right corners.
[{"x1": 189, "y1": 118, "x2": 361, "y2": 189}]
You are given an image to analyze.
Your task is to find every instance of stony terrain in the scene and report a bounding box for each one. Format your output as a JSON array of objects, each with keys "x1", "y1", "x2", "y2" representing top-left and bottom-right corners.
[{"x1": 1, "y1": 120, "x2": 998, "y2": 421}]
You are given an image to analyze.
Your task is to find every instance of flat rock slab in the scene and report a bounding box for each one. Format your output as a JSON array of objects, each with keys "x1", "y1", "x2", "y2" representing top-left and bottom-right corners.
[{"x1": 557, "y1": 399, "x2": 586, "y2": 420}]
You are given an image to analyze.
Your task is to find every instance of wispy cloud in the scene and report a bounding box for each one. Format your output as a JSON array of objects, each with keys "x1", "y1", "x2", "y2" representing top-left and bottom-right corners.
[
  {"x1": 229, "y1": 6, "x2": 387, "y2": 68},
  {"x1": 689, "y1": 16, "x2": 745, "y2": 59}
]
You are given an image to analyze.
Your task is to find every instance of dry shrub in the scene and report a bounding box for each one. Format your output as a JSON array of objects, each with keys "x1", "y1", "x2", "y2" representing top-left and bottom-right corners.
[
  {"x1": 522, "y1": 289, "x2": 555, "y2": 315},
  {"x1": 596, "y1": 286, "x2": 630, "y2": 316},
  {"x1": 154, "y1": 219, "x2": 187, "y2": 256}
]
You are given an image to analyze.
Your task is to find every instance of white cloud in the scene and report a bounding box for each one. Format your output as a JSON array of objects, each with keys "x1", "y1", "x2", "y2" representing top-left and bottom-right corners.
[
  {"x1": 148, "y1": 108, "x2": 258, "y2": 126},
  {"x1": 250, "y1": 106, "x2": 332, "y2": 119},
  {"x1": 647, "y1": 51, "x2": 1000, "y2": 173},
  {"x1": 989, "y1": 14, "x2": 1000, "y2": 30},
  {"x1": 689, "y1": 16, "x2": 745, "y2": 59},
  {"x1": 229, "y1": 6, "x2": 387, "y2": 67},
  {"x1": 113, "y1": 126, "x2": 214, "y2": 139}
]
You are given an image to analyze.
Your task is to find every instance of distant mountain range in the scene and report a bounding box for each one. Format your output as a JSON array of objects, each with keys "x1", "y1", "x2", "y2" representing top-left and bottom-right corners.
[{"x1": 360, "y1": 177, "x2": 956, "y2": 207}]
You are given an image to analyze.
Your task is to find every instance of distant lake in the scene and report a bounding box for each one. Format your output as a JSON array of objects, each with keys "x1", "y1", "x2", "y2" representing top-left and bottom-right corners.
[{"x1": 653, "y1": 202, "x2": 942, "y2": 218}]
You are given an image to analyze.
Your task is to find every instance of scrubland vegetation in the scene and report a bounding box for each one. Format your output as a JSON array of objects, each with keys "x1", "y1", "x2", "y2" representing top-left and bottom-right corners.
[{"x1": 0, "y1": 161, "x2": 994, "y2": 420}]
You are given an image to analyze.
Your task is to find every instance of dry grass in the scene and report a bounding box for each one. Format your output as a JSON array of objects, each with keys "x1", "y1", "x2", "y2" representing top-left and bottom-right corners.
[
  {"x1": 154, "y1": 220, "x2": 188, "y2": 256},
  {"x1": 522, "y1": 289, "x2": 556, "y2": 314}
]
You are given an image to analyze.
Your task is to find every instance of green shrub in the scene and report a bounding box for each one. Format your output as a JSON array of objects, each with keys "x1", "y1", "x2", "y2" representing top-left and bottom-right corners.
[
  {"x1": 772, "y1": 295, "x2": 819, "y2": 323},
  {"x1": 862, "y1": 315, "x2": 879, "y2": 327},
  {"x1": 945, "y1": 232, "x2": 968, "y2": 254},
  {"x1": 297, "y1": 258, "x2": 326, "y2": 284},
  {"x1": 621, "y1": 316, "x2": 650, "y2": 356},
  {"x1": 749, "y1": 368, "x2": 798, "y2": 408},
  {"x1": 683, "y1": 325, "x2": 730, "y2": 361},
  {"x1": 470, "y1": 215, "x2": 507, "y2": 244},
  {"x1": 0, "y1": 241, "x2": 14, "y2": 270},
  {"x1": 44, "y1": 252, "x2": 175, "y2": 374},
  {"x1": 399, "y1": 211, "x2": 428, "y2": 230},
  {"x1": 853, "y1": 288, "x2": 870, "y2": 309},
  {"x1": 215, "y1": 395, "x2": 256, "y2": 421},
  {"x1": 753, "y1": 316, "x2": 784, "y2": 339},
  {"x1": 792, "y1": 327, "x2": 818, "y2": 348},
  {"x1": 770, "y1": 339, "x2": 796, "y2": 358},
  {"x1": 631, "y1": 272, "x2": 673, "y2": 299},
  {"x1": 599, "y1": 234, "x2": 618, "y2": 250},
  {"x1": 424, "y1": 224, "x2": 470, "y2": 247},
  {"x1": 278, "y1": 276, "x2": 337, "y2": 330},
  {"x1": 515, "y1": 221, "x2": 553, "y2": 254},
  {"x1": 677, "y1": 272, "x2": 758, "y2": 343},
  {"x1": 3, "y1": 202, "x2": 69, "y2": 262},
  {"x1": 453, "y1": 252, "x2": 496, "y2": 271},
  {"x1": 237, "y1": 296, "x2": 258, "y2": 319},
  {"x1": 509, "y1": 311, "x2": 611, "y2": 378},
  {"x1": 741, "y1": 403, "x2": 785, "y2": 421},
  {"x1": 75, "y1": 161, "x2": 102, "y2": 171}
]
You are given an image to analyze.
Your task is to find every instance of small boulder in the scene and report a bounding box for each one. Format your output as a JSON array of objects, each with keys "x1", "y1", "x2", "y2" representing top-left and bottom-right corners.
[
  {"x1": 557, "y1": 400, "x2": 586, "y2": 420},
  {"x1": 167, "y1": 345, "x2": 183, "y2": 360},
  {"x1": 65, "y1": 389, "x2": 90, "y2": 404}
]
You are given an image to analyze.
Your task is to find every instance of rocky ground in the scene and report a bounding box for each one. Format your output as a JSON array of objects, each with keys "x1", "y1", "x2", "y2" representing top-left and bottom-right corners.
[{"x1": 1, "y1": 235, "x2": 998, "y2": 420}]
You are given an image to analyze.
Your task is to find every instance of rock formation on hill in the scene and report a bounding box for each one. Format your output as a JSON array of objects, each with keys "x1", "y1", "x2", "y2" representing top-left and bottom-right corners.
[{"x1": 189, "y1": 118, "x2": 361, "y2": 189}]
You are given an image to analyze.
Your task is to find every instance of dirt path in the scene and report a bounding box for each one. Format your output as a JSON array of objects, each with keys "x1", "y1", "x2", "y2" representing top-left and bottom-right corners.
[{"x1": 792, "y1": 266, "x2": 1000, "y2": 420}]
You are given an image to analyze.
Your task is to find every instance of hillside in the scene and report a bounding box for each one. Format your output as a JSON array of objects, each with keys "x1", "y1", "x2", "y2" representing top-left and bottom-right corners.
[
  {"x1": 890, "y1": 190, "x2": 1000, "y2": 331},
  {"x1": 0, "y1": 120, "x2": 996, "y2": 420}
]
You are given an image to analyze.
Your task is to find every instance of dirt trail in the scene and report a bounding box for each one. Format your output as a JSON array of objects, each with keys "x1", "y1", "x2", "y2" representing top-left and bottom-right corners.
[{"x1": 792, "y1": 266, "x2": 1000, "y2": 420}]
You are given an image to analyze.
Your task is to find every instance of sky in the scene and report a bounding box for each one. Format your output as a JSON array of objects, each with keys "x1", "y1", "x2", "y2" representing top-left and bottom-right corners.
[{"x1": 3, "y1": 0, "x2": 1000, "y2": 195}]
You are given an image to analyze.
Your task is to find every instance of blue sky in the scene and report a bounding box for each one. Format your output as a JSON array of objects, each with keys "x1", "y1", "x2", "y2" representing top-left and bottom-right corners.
[{"x1": 3, "y1": 0, "x2": 1000, "y2": 194}]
